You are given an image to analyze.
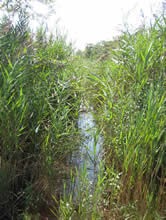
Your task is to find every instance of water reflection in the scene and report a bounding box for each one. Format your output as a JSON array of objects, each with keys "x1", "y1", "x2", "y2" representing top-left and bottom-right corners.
[
  {"x1": 71, "y1": 110, "x2": 103, "y2": 196},
  {"x1": 38, "y1": 110, "x2": 103, "y2": 219}
]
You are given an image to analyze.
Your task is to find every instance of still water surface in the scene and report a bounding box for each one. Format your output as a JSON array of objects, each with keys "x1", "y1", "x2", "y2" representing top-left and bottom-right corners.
[{"x1": 70, "y1": 110, "x2": 103, "y2": 196}]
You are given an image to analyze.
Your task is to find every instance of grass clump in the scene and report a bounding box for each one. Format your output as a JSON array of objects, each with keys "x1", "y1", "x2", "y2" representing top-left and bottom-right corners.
[
  {"x1": 87, "y1": 15, "x2": 166, "y2": 219},
  {"x1": 0, "y1": 16, "x2": 81, "y2": 218}
]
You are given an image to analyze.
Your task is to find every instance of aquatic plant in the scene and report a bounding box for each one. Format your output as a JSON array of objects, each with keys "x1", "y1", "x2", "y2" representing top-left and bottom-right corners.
[
  {"x1": 88, "y1": 14, "x2": 166, "y2": 219},
  {"x1": 0, "y1": 14, "x2": 80, "y2": 218}
]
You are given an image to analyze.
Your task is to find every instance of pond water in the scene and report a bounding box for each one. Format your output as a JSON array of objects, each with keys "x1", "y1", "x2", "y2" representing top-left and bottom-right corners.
[
  {"x1": 70, "y1": 109, "x2": 103, "y2": 197},
  {"x1": 38, "y1": 108, "x2": 103, "y2": 219}
]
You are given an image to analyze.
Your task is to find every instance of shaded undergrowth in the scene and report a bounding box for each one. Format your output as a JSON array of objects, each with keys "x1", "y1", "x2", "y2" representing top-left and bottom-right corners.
[{"x1": 0, "y1": 16, "x2": 81, "y2": 219}]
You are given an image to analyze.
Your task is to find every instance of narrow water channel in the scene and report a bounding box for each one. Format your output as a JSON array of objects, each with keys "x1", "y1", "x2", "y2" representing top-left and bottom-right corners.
[
  {"x1": 39, "y1": 108, "x2": 103, "y2": 219},
  {"x1": 71, "y1": 108, "x2": 103, "y2": 197}
]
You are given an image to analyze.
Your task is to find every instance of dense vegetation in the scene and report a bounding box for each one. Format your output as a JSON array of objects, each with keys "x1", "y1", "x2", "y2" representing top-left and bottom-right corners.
[
  {"x1": 0, "y1": 13, "x2": 82, "y2": 219},
  {"x1": 0, "y1": 2, "x2": 165, "y2": 220},
  {"x1": 87, "y1": 18, "x2": 166, "y2": 219}
]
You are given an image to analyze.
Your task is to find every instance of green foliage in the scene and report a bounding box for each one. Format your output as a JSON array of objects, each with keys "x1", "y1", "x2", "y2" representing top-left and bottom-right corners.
[
  {"x1": 87, "y1": 15, "x2": 166, "y2": 218},
  {"x1": 83, "y1": 39, "x2": 119, "y2": 60},
  {"x1": 0, "y1": 5, "x2": 166, "y2": 219},
  {"x1": 0, "y1": 15, "x2": 80, "y2": 218}
]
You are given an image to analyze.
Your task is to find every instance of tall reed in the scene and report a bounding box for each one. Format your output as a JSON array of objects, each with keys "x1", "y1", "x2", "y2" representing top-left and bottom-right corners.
[
  {"x1": 88, "y1": 15, "x2": 166, "y2": 219},
  {"x1": 0, "y1": 16, "x2": 80, "y2": 218}
]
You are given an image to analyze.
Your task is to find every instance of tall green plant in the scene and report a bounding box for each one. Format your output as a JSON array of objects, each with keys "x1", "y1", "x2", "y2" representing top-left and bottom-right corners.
[
  {"x1": 88, "y1": 15, "x2": 166, "y2": 218},
  {"x1": 0, "y1": 15, "x2": 80, "y2": 218}
]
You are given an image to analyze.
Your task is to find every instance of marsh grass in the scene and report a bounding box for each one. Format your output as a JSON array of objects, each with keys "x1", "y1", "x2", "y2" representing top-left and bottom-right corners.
[
  {"x1": 0, "y1": 16, "x2": 81, "y2": 218},
  {"x1": 52, "y1": 162, "x2": 106, "y2": 220},
  {"x1": 50, "y1": 15, "x2": 166, "y2": 218},
  {"x1": 0, "y1": 9, "x2": 166, "y2": 220},
  {"x1": 87, "y1": 15, "x2": 166, "y2": 219}
]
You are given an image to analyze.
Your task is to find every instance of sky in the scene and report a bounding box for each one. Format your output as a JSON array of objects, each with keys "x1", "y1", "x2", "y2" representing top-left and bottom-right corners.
[{"x1": 31, "y1": 0, "x2": 163, "y2": 49}]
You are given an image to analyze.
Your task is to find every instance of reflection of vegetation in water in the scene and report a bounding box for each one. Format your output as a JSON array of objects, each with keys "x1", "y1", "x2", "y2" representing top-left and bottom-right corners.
[{"x1": 0, "y1": 1, "x2": 166, "y2": 219}]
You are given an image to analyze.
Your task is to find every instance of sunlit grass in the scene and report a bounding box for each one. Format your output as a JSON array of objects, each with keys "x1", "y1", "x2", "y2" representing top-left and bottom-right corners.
[
  {"x1": 0, "y1": 17, "x2": 81, "y2": 218},
  {"x1": 87, "y1": 15, "x2": 166, "y2": 219},
  {"x1": 0, "y1": 9, "x2": 166, "y2": 220}
]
